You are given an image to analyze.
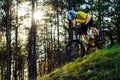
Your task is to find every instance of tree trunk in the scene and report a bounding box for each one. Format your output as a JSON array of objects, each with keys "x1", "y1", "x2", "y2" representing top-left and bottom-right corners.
[
  {"x1": 1, "y1": 66, "x2": 3, "y2": 80},
  {"x1": 28, "y1": 0, "x2": 37, "y2": 79},
  {"x1": 6, "y1": 0, "x2": 11, "y2": 80},
  {"x1": 68, "y1": 0, "x2": 73, "y2": 41},
  {"x1": 116, "y1": 2, "x2": 120, "y2": 42},
  {"x1": 55, "y1": 0, "x2": 61, "y2": 67},
  {"x1": 14, "y1": 0, "x2": 19, "y2": 79}
]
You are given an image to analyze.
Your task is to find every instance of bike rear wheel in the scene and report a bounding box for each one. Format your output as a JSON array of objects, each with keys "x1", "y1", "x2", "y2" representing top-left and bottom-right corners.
[
  {"x1": 66, "y1": 40, "x2": 85, "y2": 61},
  {"x1": 96, "y1": 30, "x2": 113, "y2": 49}
]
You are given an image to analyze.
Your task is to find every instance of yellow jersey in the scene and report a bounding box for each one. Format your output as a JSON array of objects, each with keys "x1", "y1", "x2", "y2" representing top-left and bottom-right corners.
[{"x1": 76, "y1": 11, "x2": 91, "y2": 23}]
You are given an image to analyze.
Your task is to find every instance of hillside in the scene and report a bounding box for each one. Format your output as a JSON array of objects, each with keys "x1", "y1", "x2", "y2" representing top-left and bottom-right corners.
[{"x1": 40, "y1": 44, "x2": 120, "y2": 80}]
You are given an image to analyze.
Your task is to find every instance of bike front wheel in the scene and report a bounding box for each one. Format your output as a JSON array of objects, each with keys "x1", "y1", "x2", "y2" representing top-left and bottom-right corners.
[{"x1": 66, "y1": 40, "x2": 85, "y2": 61}]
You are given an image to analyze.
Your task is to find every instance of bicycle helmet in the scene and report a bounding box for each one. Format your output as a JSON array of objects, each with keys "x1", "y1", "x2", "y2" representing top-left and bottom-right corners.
[{"x1": 67, "y1": 10, "x2": 76, "y2": 20}]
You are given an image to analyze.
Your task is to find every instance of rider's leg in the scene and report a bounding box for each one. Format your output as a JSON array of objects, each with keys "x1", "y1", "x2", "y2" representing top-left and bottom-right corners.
[
  {"x1": 82, "y1": 34, "x2": 95, "y2": 46},
  {"x1": 82, "y1": 34, "x2": 89, "y2": 44},
  {"x1": 90, "y1": 27, "x2": 99, "y2": 35},
  {"x1": 81, "y1": 23, "x2": 89, "y2": 44},
  {"x1": 87, "y1": 17, "x2": 99, "y2": 35},
  {"x1": 90, "y1": 27, "x2": 103, "y2": 41}
]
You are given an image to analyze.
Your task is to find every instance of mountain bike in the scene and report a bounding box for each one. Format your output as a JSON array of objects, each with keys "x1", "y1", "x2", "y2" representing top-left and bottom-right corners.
[{"x1": 66, "y1": 24, "x2": 113, "y2": 61}]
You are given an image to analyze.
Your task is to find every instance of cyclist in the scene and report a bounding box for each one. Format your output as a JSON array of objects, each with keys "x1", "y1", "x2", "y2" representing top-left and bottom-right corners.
[{"x1": 67, "y1": 10, "x2": 99, "y2": 44}]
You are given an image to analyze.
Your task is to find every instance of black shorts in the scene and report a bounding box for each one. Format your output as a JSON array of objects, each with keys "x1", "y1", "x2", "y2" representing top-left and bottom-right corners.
[
  {"x1": 79, "y1": 24, "x2": 88, "y2": 35},
  {"x1": 87, "y1": 18, "x2": 95, "y2": 27},
  {"x1": 80, "y1": 18, "x2": 95, "y2": 34}
]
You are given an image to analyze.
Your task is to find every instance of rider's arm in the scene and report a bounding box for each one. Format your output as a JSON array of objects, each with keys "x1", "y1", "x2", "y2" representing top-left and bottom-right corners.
[
  {"x1": 85, "y1": 15, "x2": 91, "y2": 25},
  {"x1": 72, "y1": 19, "x2": 77, "y2": 27}
]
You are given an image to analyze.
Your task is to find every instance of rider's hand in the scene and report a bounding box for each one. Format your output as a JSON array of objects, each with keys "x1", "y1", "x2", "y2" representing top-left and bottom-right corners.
[
  {"x1": 83, "y1": 23, "x2": 88, "y2": 27},
  {"x1": 72, "y1": 20, "x2": 76, "y2": 27}
]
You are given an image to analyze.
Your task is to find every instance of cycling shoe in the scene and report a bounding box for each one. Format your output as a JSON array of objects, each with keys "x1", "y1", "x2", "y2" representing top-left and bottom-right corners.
[{"x1": 96, "y1": 35, "x2": 102, "y2": 41}]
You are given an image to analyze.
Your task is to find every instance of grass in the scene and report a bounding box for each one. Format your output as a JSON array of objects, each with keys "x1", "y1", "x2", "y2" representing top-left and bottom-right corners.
[{"x1": 40, "y1": 44, "x2": 120, "y2": 80}]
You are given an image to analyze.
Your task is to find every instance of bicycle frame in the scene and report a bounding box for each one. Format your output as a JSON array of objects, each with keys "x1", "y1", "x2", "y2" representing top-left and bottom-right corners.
[
  {"x1": 66, "y1": 25, "x2": 113, "y2": 61},
  {"x1": 71, "y1": 25, "x2": 94, "y2": 44}
]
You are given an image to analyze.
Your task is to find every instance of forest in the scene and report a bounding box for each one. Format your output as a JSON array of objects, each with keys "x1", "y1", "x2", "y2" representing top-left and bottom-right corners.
[{"x1": 0, "y1": 0, "x2": 120, "y2": 80}]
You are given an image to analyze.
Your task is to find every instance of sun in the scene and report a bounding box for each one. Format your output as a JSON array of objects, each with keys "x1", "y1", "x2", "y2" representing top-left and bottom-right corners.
[
  {"x1": 18, "y1": 1, "x2": 44, "y2": 21},
  {"x1": 34, "y1": 10, "x2": 44, "y2": 20}
]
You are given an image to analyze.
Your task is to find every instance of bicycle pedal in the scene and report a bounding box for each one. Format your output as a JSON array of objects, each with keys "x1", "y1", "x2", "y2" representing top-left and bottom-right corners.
[
  {"x1": 91, "y1": 43, "x2": 95, "y2": 46},
  {"x1": 96, "y1": 35, "x2": 102, "y2": 41},
  {"x1": 89, "y1": 40, "x2": 95, "y2": 45}
]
